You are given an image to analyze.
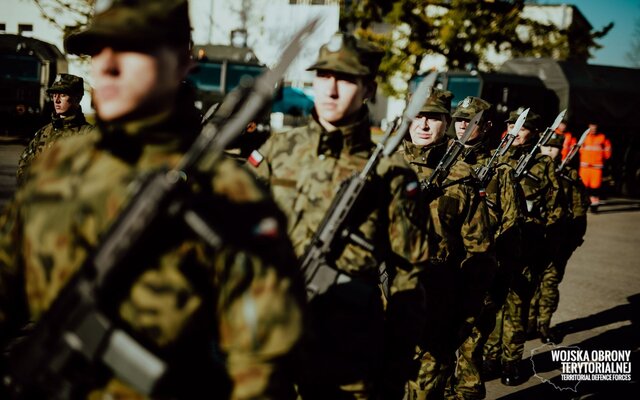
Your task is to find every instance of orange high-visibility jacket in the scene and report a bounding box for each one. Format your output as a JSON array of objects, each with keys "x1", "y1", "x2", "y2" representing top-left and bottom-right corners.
[
  {"x1": 579, "y1": 132, "x2": 611, "y2": 169},
  {"x1": 559, "y1": 131, "x2": 576, "y2": 160}
]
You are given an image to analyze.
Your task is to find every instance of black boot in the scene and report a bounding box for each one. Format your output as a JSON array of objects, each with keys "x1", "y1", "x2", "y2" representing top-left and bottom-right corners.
[
  {"x1": 501, "y1": 361, "x2": 521, "y2": 386},
  {"x1": 539, "y1": 324, "x2": 558, "y2": 344},
  {"x1": 482, "y1": 358, "x2": 500, "y2": 380}
]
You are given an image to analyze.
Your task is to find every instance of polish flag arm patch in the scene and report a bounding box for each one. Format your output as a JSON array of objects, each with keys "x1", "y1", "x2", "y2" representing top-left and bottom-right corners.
[{"x1": 248, "y1": 150, "x2": 264, "y2": 167}]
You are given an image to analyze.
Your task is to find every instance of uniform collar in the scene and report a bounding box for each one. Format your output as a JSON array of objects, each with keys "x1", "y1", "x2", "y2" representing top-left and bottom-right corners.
[
  {"x1": 314, "y1": 107, "x2": 373, "y2": 158},
  {"x1": 96, "y1": 104, "x2": 201, "y2": 163},
  {"x1": 402, "y1": 140, "x2": 447, "y2": 167},
  {"x1": 51, "y1": 108, "x2": 87, "y2": 129}
]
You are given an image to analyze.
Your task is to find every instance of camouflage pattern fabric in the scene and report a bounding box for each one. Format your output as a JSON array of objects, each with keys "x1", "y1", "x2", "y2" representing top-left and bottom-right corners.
[
  {"x1": 0, "y1": 106, "x2": 303, "y2": 399},
  {"x1": 493, "y1": 144, "x2": 567, "y2": 358},
  {"x1": 499, "y1": 145, "x2": 566, "y2": 228},
  {"x1": 445, "y1": 143, "x2": 526, "y2": 399},
  {"x1": 398, "y1": 140, "x2": 496, "y2": 400},
  {"x1": 16, "y1": 109, "x2": 94, "y2": 185},
  {"x1": 483, "y1": 273, "x2": 530, "y2": 364},
  {"x1": 530, "y1": 164, "x2": 589, "y2": 332},
  {"x1": 406, "y1": 349, "x2": 455, "y2": 400},
  {"x1": 250, "y1": 108, "x2": 429, "y2": 399}
]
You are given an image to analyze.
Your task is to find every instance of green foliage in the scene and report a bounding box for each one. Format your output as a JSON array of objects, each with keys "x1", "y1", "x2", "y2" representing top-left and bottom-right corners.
[
  {"x1": 32, "y1": 0, "x2": 93, "y2": 39},
  {"x1": 342, "y1": 0, "x2": 612, "y2": 97}
]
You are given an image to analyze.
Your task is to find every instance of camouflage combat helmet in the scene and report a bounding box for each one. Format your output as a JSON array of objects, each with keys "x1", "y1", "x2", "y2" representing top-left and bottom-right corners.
[
  {"x1": 420, "y1": 88, "x2": 453, "y2": 115},
  {"x1": 46, "y1": 73, "x2": 84, "y2": 98},
  {"x1": 506, "y1": 107, "x2": 541, "y2": 132},
  {"x1": 545, "y1": 133, "x2": 564, "y2": 148},
  {"x1": 452, "y1": 96, "x2": 491, "y2": 120},
  {"x1": 307, "y1": 32, "x2": 384, "y2": 77},
  {"x1": 65, "y1": 0, "x2": 191, "y2": 55}
]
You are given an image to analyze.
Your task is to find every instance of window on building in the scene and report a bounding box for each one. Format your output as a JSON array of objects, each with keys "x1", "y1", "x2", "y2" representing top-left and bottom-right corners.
[
  {"x1": 0, "y1": 23, "x2": 6, "y2": 33},
  {"x1": 18, "y1": 24, "x2": 33, "y2": 35}
]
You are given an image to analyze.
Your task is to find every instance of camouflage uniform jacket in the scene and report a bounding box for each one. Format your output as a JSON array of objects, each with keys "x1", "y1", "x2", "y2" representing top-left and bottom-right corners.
[
  {"x1": 500, "y1": 145, "x2": 566, "y2": 227},
  {"x1": 399, "y1": 140, "x2": 496, "y2": 342},
  {"x1": 400, "y1": 140, "x2": 494, "y2": 268},
  {"x1": 462, "y1": 143, "x2": 526, "y2": 241},
  {"x1": 251, "y1": 110, "x2": 429, "y2": 291},
  {"x1": 16, "y1": 109, "x2": 94, "y2": 185},
  {"x1": 556, "y1": 164, "x2": 590, "y2": 219},
  {"x1": 0, "y1": 107, "x2": 303, "y2": 399}
]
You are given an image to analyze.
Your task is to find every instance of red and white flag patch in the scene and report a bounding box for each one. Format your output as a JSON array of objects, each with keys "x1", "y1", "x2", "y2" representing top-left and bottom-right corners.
[
  {"x1": 247, "y1": 150, "x2": 264, "y2": 167},
  {"x1": 405, "y1": 181, "x2": 419, "y2": 197}
]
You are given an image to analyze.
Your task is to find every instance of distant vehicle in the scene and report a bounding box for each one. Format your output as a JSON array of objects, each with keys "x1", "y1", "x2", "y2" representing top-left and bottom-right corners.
[
  {"x1": 411, "y1": 59, "x2": 640, "y2": 197},
  {"x1": 0, "y1": 34, "x2": 68, "y2": 139},
  {"x1": 272, "y1": 86, "x2": 314, "y2": 117},
  {"x1": 187, "y1": 44, "x2": 271, "y2": 160}
]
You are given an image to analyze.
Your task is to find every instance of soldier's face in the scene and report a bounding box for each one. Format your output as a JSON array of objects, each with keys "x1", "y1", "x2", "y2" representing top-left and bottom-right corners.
[
  {"x1": 510, "y1": 124, "x2": 533, "y2": 146},
  {"x1": 541, "y1": 145, "x2": 560, "y2": 160},
  {"x1": 51, "y1": 93, "x2": 72, "y2": 115},
  {"x1": 409, "y1": 113, "x2": 445, "y2": 146},
  {"x1": 91, "y1": 46, "x2": 188, "y2": 122},
  {"x1": 313, "y1": 71, "x2": 368, "y2": 126},
  {"x1": 455, "y1": 118, "x2": 481, "y2": 142}
]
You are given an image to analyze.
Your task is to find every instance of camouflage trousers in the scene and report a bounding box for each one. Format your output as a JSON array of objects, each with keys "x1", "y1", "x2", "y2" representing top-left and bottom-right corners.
[
  {"x1": 447, "y1": 272, "x2": 513, "y2": 400},
  {"x1": 483, "y1": 268, "x2": 532, "y2": 364},
  {"x1": 446, "y1": 322, "x2": 493, "y2": 399},
  {"x1": 528, "y1": 234, "x2": 581, "y2": 332},
  {"x1": 406, "y1": 349, "x2": 455, "y2": 400}
]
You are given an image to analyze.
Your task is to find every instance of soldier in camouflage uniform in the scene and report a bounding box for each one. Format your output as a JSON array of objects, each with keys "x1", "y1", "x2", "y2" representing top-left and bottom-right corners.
[
  {"x1": 250, "y1": 32, "x2": 430, "y2": 399},
  {"x1": 0, "y1": 1, "x2": 303, "y2": 399},
  {"x1": 445, "y1": 97, "x2": 525, "y2": 399},
  {"x1": 529, "y1": 133, "x2": 589, "y2": 343},
  {"x1": 398, "y1": 91, "x2": 496, "y2": 400},
  {"x1": 487, "y1": 108, "x2": 567, "y2": 385},
  {"x1": 16, "y1": 73, "x2": 94, "y2": 185}
]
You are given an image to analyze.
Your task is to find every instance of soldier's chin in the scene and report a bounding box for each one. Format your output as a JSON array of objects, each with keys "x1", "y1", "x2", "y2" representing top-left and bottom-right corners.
[{"x1": 95, "y1": 102, "x2": 136, "y2": 122}]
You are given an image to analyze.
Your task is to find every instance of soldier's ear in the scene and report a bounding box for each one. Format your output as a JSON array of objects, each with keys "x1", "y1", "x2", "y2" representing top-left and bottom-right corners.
[{"x1": 363, "y1": 80, "x2": 377, "y2": 103}]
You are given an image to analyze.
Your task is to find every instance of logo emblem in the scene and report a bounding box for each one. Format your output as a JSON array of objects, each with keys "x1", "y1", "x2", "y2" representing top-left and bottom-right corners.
[
  {"x1": 326, "y1": 34, "x2": 343, "y2": 52},
  {"x1": 54, "y1": 74, "x2": 62, "y2": 83},
  {"x1": 461, "y1": 97, "x2": 471, "y2": 108},
  {"x1": 95, "y1": 0, "x2": 114, "y2": 14}
]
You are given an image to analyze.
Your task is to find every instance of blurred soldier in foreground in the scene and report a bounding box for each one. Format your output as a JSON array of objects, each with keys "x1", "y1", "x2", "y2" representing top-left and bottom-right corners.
[
  {"x1": 16, "y1": 73, "x2": 94, "y2": 185},
  {"x1": 448, "y1": 97, "x2": 525, "y2": 399},
  {"x1": 491, "y1": 108, "x2": 566, "y2": 385},
  {"x1": 0, "y1": 1, "x2": 303, "y2": 399},
  {"x1": 530, "y1": 133, "x2": 589, "y2": 343},
  {"x1": 250, "y1": 32, "x2": 429, "y2": 399},
  {"x1": 399, "y1": 92, "x2": 496, "y2": 399}
]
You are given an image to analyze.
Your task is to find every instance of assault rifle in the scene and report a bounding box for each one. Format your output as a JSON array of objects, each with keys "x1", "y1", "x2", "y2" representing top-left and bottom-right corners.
[
  {"x1": 300, "y1": 72, "x2": 437, "y2": 301},
  {"x1": 475, "y1": 108, "x2": 529, "y2": 189},
  {"x1": 556, "y1": 127, "x2": 590, "y2": 178},
  {"x1": 513, "y1": 109, "x2": 566, "y2": 182},
  {"x1": 420, "y1": 109, "x2": 484, "y2": 198},
  {"x1": 2, "y1": 20, "x2": 318, "y2": 400}
]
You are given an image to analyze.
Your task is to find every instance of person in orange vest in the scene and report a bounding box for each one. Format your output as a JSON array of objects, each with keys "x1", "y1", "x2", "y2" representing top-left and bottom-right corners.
[
  {"x1": 556, "y1": 120, "x2": 576, "y2": 161},
  {"x1": 579, "y1": 122, "x2": 612, "y2": 211}
]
